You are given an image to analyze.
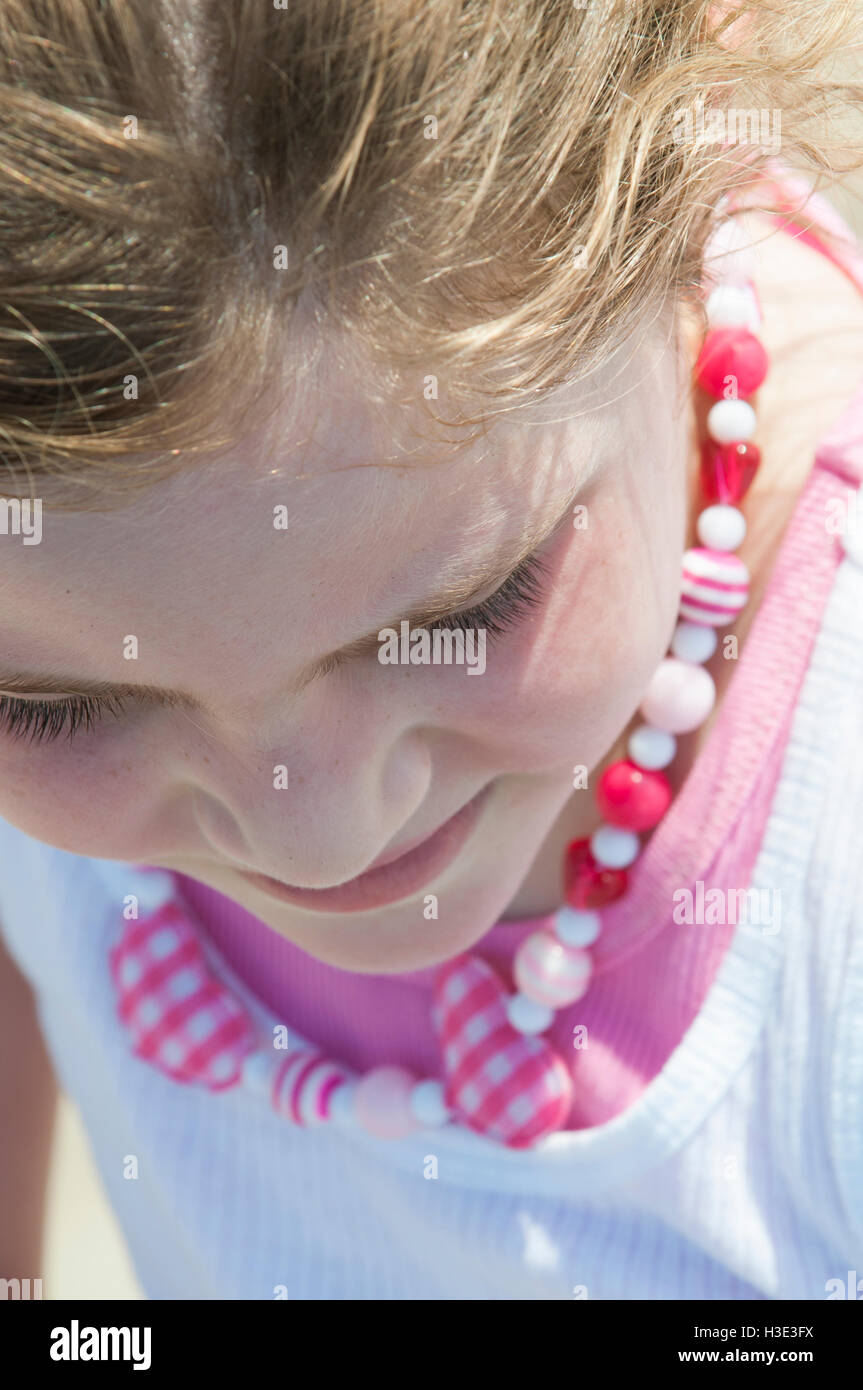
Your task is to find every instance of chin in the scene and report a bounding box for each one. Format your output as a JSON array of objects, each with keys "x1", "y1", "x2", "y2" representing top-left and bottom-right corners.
[
  {"x1": 230, "y1": 835, "x2": 542, "y2": 974},
  {"x1": 256, "y1": 888, "x2": 517, "y2": 973}
]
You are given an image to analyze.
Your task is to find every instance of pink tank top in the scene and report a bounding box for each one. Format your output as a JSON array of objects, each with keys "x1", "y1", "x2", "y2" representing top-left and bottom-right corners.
[{"x1": 175, "y1": 174, "x2": 863, "y2": 1130}]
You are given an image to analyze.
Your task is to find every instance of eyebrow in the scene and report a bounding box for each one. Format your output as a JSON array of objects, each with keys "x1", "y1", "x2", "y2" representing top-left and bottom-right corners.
[{"x1": 0, "y1": 479, "x2": 585, "y2": 704}]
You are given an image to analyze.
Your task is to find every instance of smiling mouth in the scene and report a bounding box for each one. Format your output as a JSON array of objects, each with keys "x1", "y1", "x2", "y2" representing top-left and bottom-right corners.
[{"x1": 234, "y1": 783, "x2": 493, "y2": 914}]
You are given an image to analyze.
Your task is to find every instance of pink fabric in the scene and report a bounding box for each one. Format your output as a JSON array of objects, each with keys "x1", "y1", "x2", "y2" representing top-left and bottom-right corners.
[{"x1": 174, "y1": 180, "x2": 863, "y2": 1131}]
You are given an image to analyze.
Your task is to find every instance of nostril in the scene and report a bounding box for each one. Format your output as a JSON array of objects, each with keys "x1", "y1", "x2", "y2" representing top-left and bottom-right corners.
[{"x1": 191, "y1": 791, "x2": 254, "y2": 863}]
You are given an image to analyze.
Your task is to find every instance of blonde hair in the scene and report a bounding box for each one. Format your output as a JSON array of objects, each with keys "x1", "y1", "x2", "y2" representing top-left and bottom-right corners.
[{"x1": 0, "y1": 0, "x2": 860, "y2": 503}]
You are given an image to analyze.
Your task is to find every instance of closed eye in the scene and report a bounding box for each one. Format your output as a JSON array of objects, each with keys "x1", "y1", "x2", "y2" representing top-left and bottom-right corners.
[{"x1": 431, "y1": 550, "x2": 548, "y2": 639}]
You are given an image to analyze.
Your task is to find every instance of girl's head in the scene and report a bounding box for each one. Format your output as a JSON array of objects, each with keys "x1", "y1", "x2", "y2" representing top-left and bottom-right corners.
[{"x1": 0, "y1": 1, "x2": 856, "y2": 970}]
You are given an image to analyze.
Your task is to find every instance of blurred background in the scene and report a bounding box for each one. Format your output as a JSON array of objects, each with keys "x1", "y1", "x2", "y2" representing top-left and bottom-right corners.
[
  {"x1": 827, "y1": 168, "x2": 863, "y2": 239},
  {"x1": 44, "y1": 1097, "x2": 143, "y2": 1299}
]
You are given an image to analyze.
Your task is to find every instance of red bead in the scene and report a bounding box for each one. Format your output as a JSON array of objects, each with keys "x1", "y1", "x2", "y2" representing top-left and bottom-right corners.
[
  {"x1": 596, "y1": 759, "x2": 672, "y2": 832},
  {"x1": 695, "y1": 327, "x2": 768, "y2": 398},
  {"x1": 563, "y1": 837, "x2": 628, "y2": 909},
  {"x1": 700, "y1": 439, "x2": 761, "y2": 505}
]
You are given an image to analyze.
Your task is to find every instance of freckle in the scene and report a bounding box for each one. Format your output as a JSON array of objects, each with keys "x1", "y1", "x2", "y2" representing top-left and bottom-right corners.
[{"x1": 203, "y1": 755, "x2": 210, "y2": 765}]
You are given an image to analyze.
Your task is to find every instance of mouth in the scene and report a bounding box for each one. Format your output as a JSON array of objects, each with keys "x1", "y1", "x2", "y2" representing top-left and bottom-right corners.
[{"x1": 234, "y1": 783, "x2": 492, "y2": 914}]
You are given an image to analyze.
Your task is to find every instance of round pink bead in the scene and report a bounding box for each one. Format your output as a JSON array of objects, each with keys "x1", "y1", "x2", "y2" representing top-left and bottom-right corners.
[
  {"x1": 695, "y1": 326, "x2": 769, "y2": 398},
  {"x1": 596, "y1": 758, "x2": 672, "y2": 831},
  {"x1": 639, "y1": 658, "x2": 715, "y2": 734},
  {"x1": 353, "y1": 1065, "x2": 419, "y2": 1140},
  {"x1": 514, "y1": 930, "x2": 594, "y2": 1009}
]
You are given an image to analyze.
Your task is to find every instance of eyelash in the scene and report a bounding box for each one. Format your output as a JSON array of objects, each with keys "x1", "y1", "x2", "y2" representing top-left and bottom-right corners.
[
  {"x1": 0, "y1": 692, "x2": 130, "y2": 746},
  {"x1": 432, "y1": 550, "x2": 549, "y2": 639},
  {"x1": 0, "y1": 554, "x2": 549, "y2": 747}
]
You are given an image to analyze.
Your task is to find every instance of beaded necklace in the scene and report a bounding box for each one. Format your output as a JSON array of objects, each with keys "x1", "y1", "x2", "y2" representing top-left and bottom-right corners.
[{"x1": 110, "y1": 230, "x2": 767, "y2": 1150}]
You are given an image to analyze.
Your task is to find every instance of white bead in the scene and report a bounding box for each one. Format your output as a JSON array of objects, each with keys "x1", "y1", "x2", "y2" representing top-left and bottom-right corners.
[
  {"x1": 240, "y1": 1050, "x2": 274, "y2": 1098},
  {"x1": 553, "y1": 905, "x2": 602, "y2": 947},
  {"x1": 506, "y1": 992, "x2": 554, "y2": 1035},
  {"x1": 628, "y1": 724, "x2": 677, "y2": 770},
  {"x1": 705, "y1": 215, "x2": 750, "y2": 258},
  {"x1": 703, "y1": 219, "x2": 756, "y2": 286},
  {"x1": 707, "y1": 398, "x2": 757, "y2": 444},
  {"x1": 590, "y1": 824, "x2": 640, "y2": 869},
  {"x1": 671, "y1": 621, "x2": 718, "y2": 665},
  {"x1": 409, "y1": 1079, "x2": 451, "y2": 1128},
  {"x1": 697, "y1": 503, "x2": 746, "y2": 551},
  {"x1": 328, "y1": 1077, "x2": 359, "y2": 1126},
  {"x1": 706, "y1": 284, "x2": 760, "y2": 331}
]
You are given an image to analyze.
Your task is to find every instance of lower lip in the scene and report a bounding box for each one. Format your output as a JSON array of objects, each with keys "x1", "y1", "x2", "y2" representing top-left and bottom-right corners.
[{"x1": 237, "y1": 785, "x2": 492, "y2": 914}]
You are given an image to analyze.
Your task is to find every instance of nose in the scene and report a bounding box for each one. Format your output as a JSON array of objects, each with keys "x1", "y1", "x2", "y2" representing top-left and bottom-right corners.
[{"x1": 184, "y1": 695, "x2": 435, "y2": 889}]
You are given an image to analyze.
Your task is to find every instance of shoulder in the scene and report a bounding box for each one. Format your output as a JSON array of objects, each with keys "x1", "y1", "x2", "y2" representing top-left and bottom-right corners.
[{"x1": 743, "y1": 202, "x2": 863, "y2": 499}]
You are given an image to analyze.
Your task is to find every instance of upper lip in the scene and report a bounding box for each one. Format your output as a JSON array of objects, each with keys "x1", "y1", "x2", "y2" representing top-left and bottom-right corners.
[{"x1": 236, "y1": 788, "x2": 486, "y2": 891}]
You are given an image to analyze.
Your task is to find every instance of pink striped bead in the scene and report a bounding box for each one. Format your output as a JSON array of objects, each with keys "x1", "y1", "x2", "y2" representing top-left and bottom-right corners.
[
  {"x1": 679, "y1": 547, "x2": 749, "y2": 627},
  {"x1": 271, "y1": 1051, "x2": 352, "y2": 1126},
  {"x1": 513, "y1": 930, "x2": 594, "y2": 1009}
]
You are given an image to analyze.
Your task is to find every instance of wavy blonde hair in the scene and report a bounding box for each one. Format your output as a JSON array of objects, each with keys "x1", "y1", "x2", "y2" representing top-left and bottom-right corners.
[{"x1": 0, "y1": 0, "x2": 861, "y2": 503}]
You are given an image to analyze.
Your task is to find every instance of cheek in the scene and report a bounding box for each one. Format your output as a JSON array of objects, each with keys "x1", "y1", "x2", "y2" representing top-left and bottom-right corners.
[
  {"x1": 431, "y1": 489, "x2": 682, "y2": 771},
  {"x1": 0, "y1": 729, "x2": 157, "y2": 858}
]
